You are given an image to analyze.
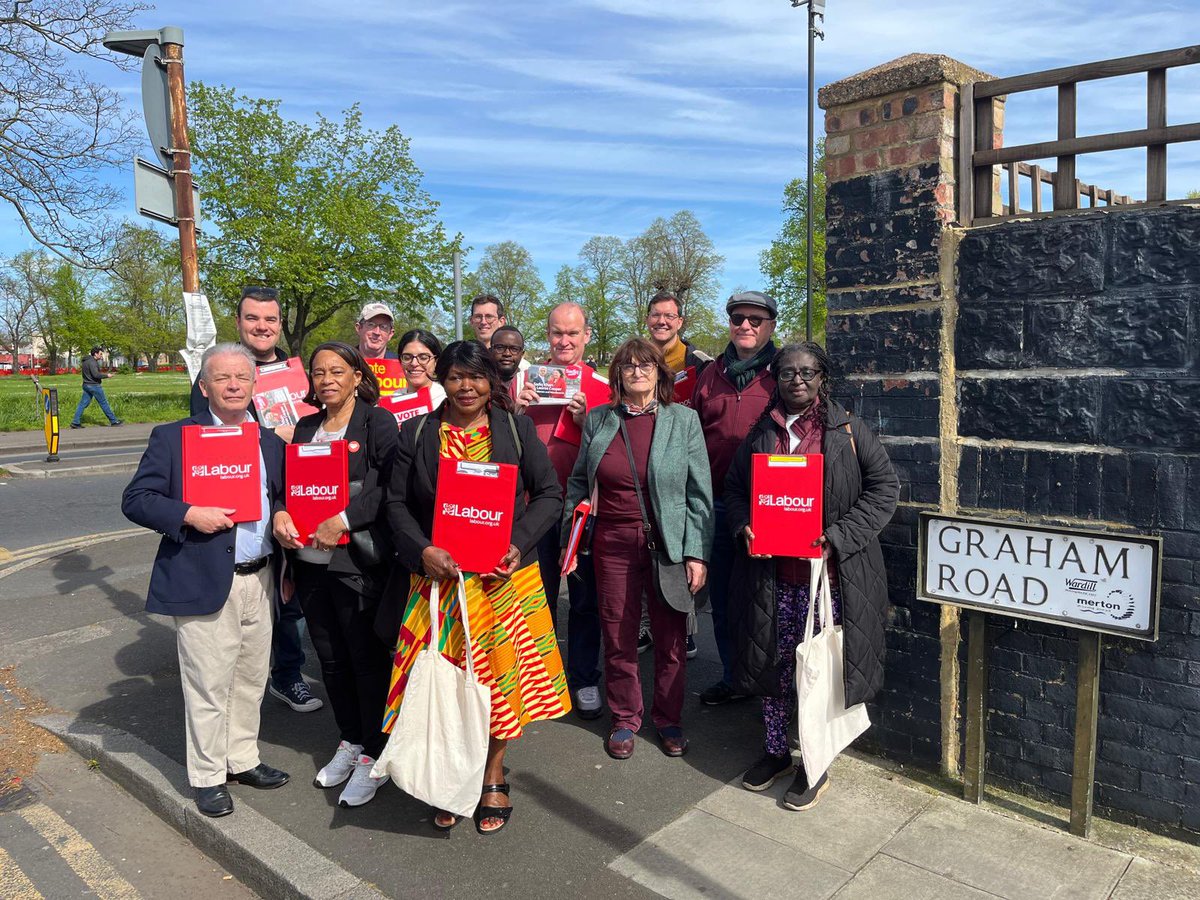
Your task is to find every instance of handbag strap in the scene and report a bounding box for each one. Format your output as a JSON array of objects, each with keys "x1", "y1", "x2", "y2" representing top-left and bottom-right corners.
[
  {"x1": 802, "y1": 556, "x2": 825, "y2": 644},
  {"x1": 426, "y1": 574, "x2": 478, "y2": 681},
  {"x1": 617, "y1": 415, "x2": 656, "y2": 551}
]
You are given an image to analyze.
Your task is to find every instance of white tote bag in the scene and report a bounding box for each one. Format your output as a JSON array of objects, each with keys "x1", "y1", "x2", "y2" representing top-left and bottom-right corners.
[
  {"x1": 372, "y1": 574, "x2": 492, "y2": 817},
  {"x1": 795, "y1": 556, "x2": 871, "y2": 782}
]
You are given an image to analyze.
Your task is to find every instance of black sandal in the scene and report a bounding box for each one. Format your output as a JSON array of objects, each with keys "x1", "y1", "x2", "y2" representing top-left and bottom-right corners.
[
  {"x1": 432, "y1": 809, "x2": 460, "y2": 832},
  {"x1": 474, "y1": 782, "x2": 512, "y2": 835}
]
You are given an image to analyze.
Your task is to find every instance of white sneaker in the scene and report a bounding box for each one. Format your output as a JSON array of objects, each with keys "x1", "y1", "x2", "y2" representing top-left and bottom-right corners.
[
  {"x1": 314, "y1": 741, "x2": 362, "y2": 788},
  {"x1": 575, "y1": 685, "x2": 603, "y2": 720},
  {"x1": 338, "y1": 755, "x2": 389, "y2": 807}
]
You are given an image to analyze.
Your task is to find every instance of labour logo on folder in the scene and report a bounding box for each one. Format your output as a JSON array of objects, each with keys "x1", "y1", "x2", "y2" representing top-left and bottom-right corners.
[
  {"x1": 181, "y1": 423, "x2": 262, "y2": 523},
  {"x1": 431, "y1": 457, "x2": 518, "y2": 573},
  {"x1": 286, "y1": 441, "x2": 350, "y2": 547},
  {"x1": 749, "y1": 453, "x2": 824, "y2": 558}
]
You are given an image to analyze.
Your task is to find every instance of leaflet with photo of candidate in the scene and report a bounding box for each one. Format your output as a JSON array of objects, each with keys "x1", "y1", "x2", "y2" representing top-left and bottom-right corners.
[
  {"x1": 551, "y1": 365, "x2": 610, "y2": 446},
  {"x1": 749, "y1": 453, "x2": 824, "y2": 558},
  {"x1": 431, "y1": 457, "x2": 518, "y2": 574},
  {"x1": 367, "y1": 358, "x2": 407, "y2": 396},
  {"x1": 252, "y1": 386, "x2": 300, "y2": 429},
  {"x1": 522, "y1": 364, "x2": 581, "y2": 404},
  {"x1": 285, "y1": 441, "x2": 350, "y2": 547},
  {"x1": 253, "y1": 357, "x2": 319, "y2": 419},
  {"x1": 379, "y1": 386, "x2": 433, "y2": 428},
  {"x1": 181, "y1": 423, "x2": 263, "y2": 523}
]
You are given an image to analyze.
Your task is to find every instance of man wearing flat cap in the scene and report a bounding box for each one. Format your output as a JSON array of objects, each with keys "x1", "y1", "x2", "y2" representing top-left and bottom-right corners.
[{"x1": 690, "y1": 290, "x2": 779, "y2": 707}]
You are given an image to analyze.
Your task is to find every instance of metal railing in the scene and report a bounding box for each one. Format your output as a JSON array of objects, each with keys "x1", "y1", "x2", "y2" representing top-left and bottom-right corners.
[{"x1": 960, "y1": 45, "x2": 1200, "y2": 224}]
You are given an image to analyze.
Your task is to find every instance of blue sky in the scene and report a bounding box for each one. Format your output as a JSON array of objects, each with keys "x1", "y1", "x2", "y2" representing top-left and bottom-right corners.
[{"x1": 3, "y1": 0, "x2": 1198, "y2": 303}]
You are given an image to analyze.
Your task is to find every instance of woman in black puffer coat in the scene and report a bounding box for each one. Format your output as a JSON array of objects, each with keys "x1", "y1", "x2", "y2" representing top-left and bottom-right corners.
[{"x1": 724, "y1": 342, "x2": 898, "y2": 811}]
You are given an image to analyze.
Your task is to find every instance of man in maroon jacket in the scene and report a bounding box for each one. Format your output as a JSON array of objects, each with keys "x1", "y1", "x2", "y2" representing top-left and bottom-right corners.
[{"x1": 691, "y1": 291, "x2": 778, "y2": 705}]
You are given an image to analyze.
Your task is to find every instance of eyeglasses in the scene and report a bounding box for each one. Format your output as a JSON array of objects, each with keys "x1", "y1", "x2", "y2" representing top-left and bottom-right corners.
[
  {"x1": 619, "y1": 362, "x2": 656, "y2": 375},
  {"x1": 730, "y1": 313, "x2": 771, "y2": 328},
  {"x1": 361, "y1": 321, "x2": 393, "y2": 333},
  {"x1": 400, "y1": 352, "x2": 435, "y2": 365},
  {"x1": 647, "y1": 312, "x2": 681, "y2": 322},
  {"x1": 471, "y1": 314, "x2": 499, "y2": 323},
  {"x1": 491, "y1": 344, "x2": 524, "y2": 356},
  {"x1": 777, "y1": 367, "x2": 821, "y2": 383}
]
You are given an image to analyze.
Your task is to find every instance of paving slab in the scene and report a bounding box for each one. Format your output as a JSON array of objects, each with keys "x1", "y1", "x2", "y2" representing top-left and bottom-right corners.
[
  {"x1": 611, "y1": 808, "x2": 852, "y2": 900},
  {"x1": 1110, "y1": 857, "x2": 1200, "y2": 900},
  {"x1": 831, "y1": 855, "x2": 999, "y2": 900},
  {"x1": 697, "y1": 753, "x2": 933, "y2": 872},
  {"x1": 882, "y1": 797, "x2": 1132, "y2": 900}
]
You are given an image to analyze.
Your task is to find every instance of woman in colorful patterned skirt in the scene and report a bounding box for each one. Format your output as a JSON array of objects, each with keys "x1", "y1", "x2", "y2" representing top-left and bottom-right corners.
[{"x1": 383, "y1": 340, "x2": 568, "y2": 834}]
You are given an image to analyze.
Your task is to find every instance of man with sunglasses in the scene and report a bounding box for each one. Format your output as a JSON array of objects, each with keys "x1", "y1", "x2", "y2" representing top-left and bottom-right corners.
[
  {"x1": 691, "y1": 291, "x2": 779, "y2": 705},
  {"x1": 353, "y1": 302, "x2": 399, "y2": 360}
]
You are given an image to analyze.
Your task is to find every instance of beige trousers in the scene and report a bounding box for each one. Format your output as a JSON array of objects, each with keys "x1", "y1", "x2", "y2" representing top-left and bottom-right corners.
[{"x1": 175, "y1": 567, "x2": 273, "y2": 788}]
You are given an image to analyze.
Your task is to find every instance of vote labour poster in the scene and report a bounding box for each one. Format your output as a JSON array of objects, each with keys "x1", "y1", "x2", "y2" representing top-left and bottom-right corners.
[
  {"x1": 253, "y1": 358, "x2": 319, "y2": 419},
  {"x1": 367, "y1": 359, "x2": 408, "y2": 396},
  {"x1": 379, "y1": 386, "x2": 432, "y2": 428},
  {"x1": 749, "y1": 453, "x2": 824, "y2": 558},
  {"x1": 431, "y1": 457, "x2": 517, "y2": 573},
  {"x1": 285, "y1": 441, "x2": 350, "y2": 547},
  {"x1": 181, "y1": 423, "x2": 263, "y2": 523}
]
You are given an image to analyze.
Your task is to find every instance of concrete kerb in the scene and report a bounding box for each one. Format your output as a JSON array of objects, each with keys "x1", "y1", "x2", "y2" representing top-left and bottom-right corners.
[
  {"x1": 4, "y1": 461, "x2": 140, "y2": 479},
  {"x1": 35, "y1": 714, "x2": 391, "y2": 900}
]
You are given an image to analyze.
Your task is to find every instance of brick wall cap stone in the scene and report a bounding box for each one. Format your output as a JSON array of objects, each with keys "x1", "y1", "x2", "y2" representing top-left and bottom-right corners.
[{"x1": 819, "y1": 53, "x2": 993, "y2": 109}]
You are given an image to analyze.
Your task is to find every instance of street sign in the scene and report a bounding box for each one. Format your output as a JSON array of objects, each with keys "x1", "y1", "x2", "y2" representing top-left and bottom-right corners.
[
  {"x1": 134, "y1": 157, "x2": 200, "y2": 227},
  {"x1": 141, "y1": 43, "x2": 173, "y2": 169}
]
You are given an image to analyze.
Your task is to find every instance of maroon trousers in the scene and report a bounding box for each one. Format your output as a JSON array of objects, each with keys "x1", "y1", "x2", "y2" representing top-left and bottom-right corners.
[{"x1": 593, "y1": 522, "x2": 687, "y2": 731}]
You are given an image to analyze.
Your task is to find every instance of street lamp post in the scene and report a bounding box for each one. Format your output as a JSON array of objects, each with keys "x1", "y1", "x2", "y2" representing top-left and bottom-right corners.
[{"x1": 791, "y1": 0, "x2": 825, "y2": 341}]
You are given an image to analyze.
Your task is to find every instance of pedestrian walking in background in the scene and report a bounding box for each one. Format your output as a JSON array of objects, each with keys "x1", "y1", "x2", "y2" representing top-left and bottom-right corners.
[
  {"x1": 70, "y1": 345, "x2": 122, "y2": 428},
  {"x1": 563, "y1": 337, "x2": 713, "y2": 761},
  {"x1": 724, "y1": 342, "x2": 899, "y2": 810}
]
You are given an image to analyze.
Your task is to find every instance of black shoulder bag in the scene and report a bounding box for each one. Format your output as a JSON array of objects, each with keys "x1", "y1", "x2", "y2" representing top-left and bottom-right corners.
[{"x1": 619, "y1": 416, "x2": 696, "y2": 629}]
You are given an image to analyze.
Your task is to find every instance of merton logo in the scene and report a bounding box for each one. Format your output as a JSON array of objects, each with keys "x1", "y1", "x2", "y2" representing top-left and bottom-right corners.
[
  {"x1": 440, "y1": 503, "x2": 503, "y2": 526},
  {"x1": 756, "y1": 494, "x2": 816, "y2": 509},
  {"x1": 290, "y1": 485, "x2": 338, "y2": 498},
  {"x1": 1076, "y1": 589, "x2": 1136, "y2": 621},
  {"x1": 192, "y1": 464, "x2": 252, "y2": 478}
]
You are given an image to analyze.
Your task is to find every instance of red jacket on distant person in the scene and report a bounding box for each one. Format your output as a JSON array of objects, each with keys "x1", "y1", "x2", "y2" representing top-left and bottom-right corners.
[{"x1": 690, "y1": 357, "x2": 777, "y2": 500}]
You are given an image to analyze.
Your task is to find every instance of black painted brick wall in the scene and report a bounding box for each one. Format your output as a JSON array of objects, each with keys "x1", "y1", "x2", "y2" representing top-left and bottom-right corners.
[{"x1": 954, "y1": 206, "x2": 1200, "y2": 835}]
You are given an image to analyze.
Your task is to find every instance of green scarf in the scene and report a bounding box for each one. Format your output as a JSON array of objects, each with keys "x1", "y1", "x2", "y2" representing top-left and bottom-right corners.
[{"x1": 723, "y1": 340, "x2": 777, "y2": 390}]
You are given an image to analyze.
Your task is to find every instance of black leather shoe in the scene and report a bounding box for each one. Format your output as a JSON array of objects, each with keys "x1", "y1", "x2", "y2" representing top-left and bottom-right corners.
[
  {"x1": 227, "y1": 763, "x2": 290, "y2": 789},
  {"x1": 196, "y1": 785, "x2": 234, "y2": 817}
]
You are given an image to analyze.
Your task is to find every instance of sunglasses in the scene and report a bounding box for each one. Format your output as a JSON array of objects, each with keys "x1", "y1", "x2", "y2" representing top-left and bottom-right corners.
[{"x1": 730, "y1": 313, "x2": 772, "y2": 327}]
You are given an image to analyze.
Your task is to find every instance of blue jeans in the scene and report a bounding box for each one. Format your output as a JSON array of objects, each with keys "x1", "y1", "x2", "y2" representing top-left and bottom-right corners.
[
  {"x1": 537, "y1": 527, "x2": 602, "y2": 691},
  {"x1": 72, "y1": 383, "x2": 118, "y2": 424},
  {"x1": 707, "y1": 499, "x2": 736, "y2": 686},
  {"x1": 271, "y1": 596, "x2": 307, "y2": 689}
]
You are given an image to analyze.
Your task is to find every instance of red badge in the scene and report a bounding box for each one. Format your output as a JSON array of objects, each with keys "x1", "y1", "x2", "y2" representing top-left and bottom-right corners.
[{"x1": 348, "y1": 441, "x2": 361, "y2": 453}]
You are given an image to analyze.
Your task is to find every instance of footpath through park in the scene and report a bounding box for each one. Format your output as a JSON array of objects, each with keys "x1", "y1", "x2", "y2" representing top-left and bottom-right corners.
[{"x1": 3, "y1": 530, "x2": 1199, "y2": 899}]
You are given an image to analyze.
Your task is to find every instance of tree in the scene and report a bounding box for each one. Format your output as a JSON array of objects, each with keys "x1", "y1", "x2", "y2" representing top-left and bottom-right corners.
[
  {"x1": 0, "y1": 0, "x2": 146, "y2": 264},
  {"x1": 106, "y1": 224, "x2": 184, "y2": 370},
  {"x1": 188, "y1": 84, "x2": 461, "y2": 357},
  {"x1": 464, "y1": 241, "x2": 545, "y2": 335},
  {"x1": 40, "y1": 262, "x2": 102, "y2": 368},
  {"x1": 760, "y1": 141, "x2": 827, "y2": 340},
  {"x1": 577, "y1": 236, "x2": 632, "y2": 364},
  {"x1": 0, "y1": 253, "x2": 44, "y2": 372},
  {"x1": 638, "y1": 211, "x2": 724, "y2": 319}
]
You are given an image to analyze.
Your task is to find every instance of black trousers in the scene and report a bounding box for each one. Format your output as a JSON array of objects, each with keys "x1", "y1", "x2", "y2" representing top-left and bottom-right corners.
[{"x1": 293, "y1": 560, "x2": 391, "y2": 758}]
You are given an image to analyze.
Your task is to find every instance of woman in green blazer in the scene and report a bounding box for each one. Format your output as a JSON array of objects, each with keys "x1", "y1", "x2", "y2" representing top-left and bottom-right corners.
[{"x1": 562, "y1": 338, "x2": 714, "y2": 760}]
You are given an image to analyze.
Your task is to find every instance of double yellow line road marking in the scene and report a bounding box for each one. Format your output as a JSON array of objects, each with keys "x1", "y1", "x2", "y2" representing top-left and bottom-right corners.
[{"x1": 0, "y1": 529, "x2": 147, "y2": 581}]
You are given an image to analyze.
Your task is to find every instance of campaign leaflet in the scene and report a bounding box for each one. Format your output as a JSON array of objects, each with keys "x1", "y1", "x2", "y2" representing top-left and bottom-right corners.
[
  {"x1": 749, "y1": 453, "x2": 824, "y2": 558},
  {"x1": 367, "y1": 359, "x2": 407, "y2": 396},
  {"x1": 522, "y1": 364, "x2": 582, "y2": 404},
  {"x1": 431, "y1": 457, "x2": 517, "y2": 574},
  {"x1": 181, "y1": 423, "x2": 262, "y2": 523},
  {"x1": 379, "y1": 386, "x2": 432, "y2": 428},
  {"x1": 285, "y1": 441, "x2": 350, "y2": 547},
  {"x1": 252, "y1": 386, "x2": 299, "y2": 429},
  {"x1": 253, "y1": 358, "x2": 319, "y2": 420},
  {"x1": 673, "y1": 366, "x2": 697, "y2": 405},
  {"x1": 550, "y1": 365, "x2": 611, "y2": 446}
]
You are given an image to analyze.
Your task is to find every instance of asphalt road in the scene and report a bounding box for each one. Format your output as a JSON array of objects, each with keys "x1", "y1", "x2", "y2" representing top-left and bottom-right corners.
[{"x1": 0, "y1": 472, "x2": 133, "y2": 552}]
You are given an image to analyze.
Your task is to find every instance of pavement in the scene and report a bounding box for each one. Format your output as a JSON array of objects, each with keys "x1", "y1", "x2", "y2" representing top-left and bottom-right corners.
[
  {"x1": 0, "y1": 422, "x2": 155, "y2": 478},
  {"x1": 2, "y1": 490, "x2": 1200, "y2": 899}
]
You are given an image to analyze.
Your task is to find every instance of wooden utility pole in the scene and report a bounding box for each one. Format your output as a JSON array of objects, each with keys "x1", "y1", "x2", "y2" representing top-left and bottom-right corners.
[{"x1": 161, "y1": 38, "x2": 199, "y2": 294}]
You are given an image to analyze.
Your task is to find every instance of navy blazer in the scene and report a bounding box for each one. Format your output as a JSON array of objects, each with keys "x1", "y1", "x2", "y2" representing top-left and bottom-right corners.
[{"x1": 122, "y1": 414, "x2": 286, "y2": 616}]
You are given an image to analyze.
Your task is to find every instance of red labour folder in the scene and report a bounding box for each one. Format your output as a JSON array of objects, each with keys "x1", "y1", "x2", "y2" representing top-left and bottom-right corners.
[
  {"x1": 673, "y1": 365, "x2": 697, "y2": 405},
  {"x1": 560, "y1": 497, "x2": 593, "y2": 576},
  {"x1": 432, "y1": 457, "x2": 518, "y2": 574},
  {"x1": 253, "y1": 357, "x2": 319, "y2": 419},
  {"x1": 181, "y1": 423, "x2": 263, "y2": 523},
  {"x1": 551, "y1": 366, "x2": 610, "y2": 446},
  {"x1": 286, "y1": 441, "x2": 350, "y2": 547},
  {"x1": 379, "y1": 386, "x2": 433, "y2": 427},
  {"x1": 749, "y1": 453, "x2": 824, "y2": 558}
]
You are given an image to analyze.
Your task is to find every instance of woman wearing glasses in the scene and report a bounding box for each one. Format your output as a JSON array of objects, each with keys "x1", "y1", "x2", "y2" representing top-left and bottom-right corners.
[
  {"x1": 396, "y1": 329, "x2": 446, "y2": 408},
  {"x1": 723, "y1": 342, "x2": 898, "y2": 811},
  {"x1": 562, "y1": 338, "x2": 714, "y2": 760}
]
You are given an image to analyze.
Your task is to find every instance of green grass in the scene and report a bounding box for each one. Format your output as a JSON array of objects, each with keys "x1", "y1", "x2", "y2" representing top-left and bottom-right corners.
[{"x1": 0, "y1": 373, "x2": 191, "y2": 431}]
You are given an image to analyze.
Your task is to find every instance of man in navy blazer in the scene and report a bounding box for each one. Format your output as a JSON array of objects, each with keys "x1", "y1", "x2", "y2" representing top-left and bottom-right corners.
[{"x1": 123, "y1": 343, "x2": 291, "y2": 817}]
